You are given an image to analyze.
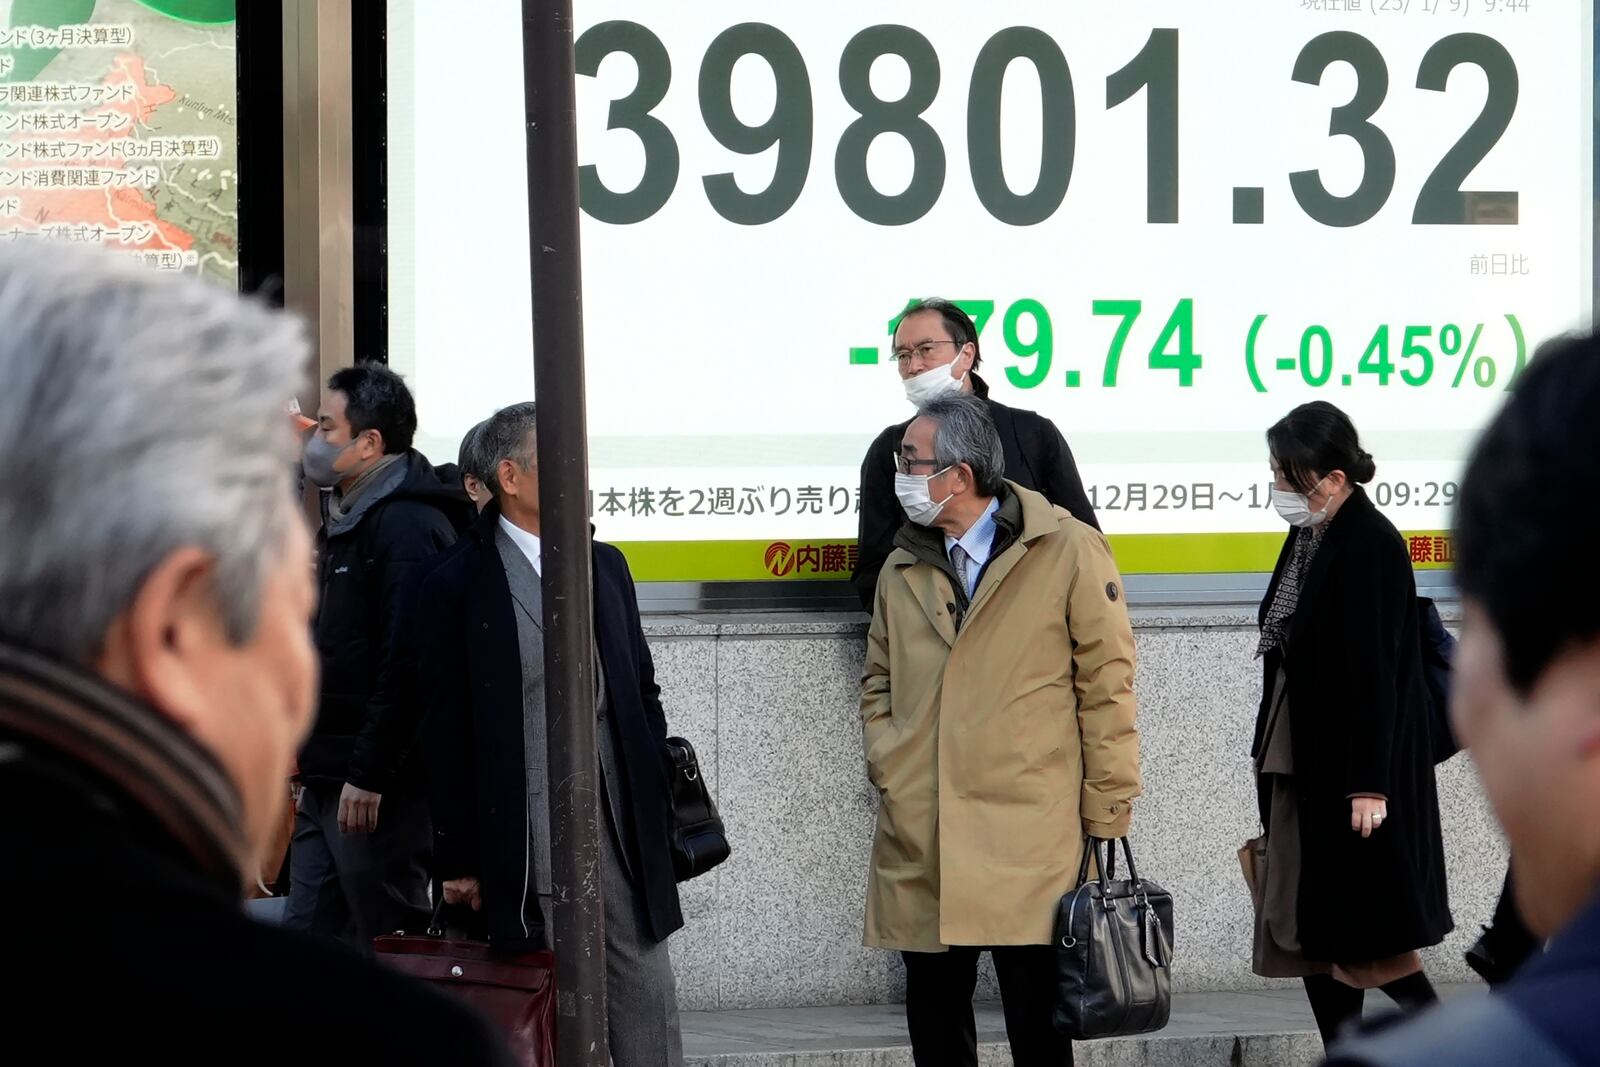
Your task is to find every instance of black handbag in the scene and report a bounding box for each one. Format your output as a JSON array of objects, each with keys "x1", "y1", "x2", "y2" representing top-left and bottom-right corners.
[
  {"x1": 1052, "y1": 836, "x2": 1174, "y2": 1040},
  {"x1": 665, "y1": 736, "x2": 730, "y2": 882}
]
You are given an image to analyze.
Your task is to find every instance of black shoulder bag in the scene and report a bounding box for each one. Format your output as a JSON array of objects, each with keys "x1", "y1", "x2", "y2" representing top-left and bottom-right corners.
[
  {"x1": 665, "y1": 736, "x2": 730, "y2": 882},
  {"x1": 1052, "y1": 836, "x2": 1174, "y2": 1040}
]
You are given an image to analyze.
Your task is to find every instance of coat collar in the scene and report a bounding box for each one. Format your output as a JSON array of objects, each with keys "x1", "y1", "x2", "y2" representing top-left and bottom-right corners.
[
  {"x1": 1263, "y1": 485, "x2": 1377, "y2": 642},
  {"x1": 962, "y1": 482, "x2": 1061, "y2": 626},
  {"x1": 470, "y1": 499, "x2": 597, "y2": 550},
  {"x1": 886, "y1": 481, "x2": 1059, "y2": 641},
  {"x1": 0, "y1": 641, "x2": 251, "y2": 897}
]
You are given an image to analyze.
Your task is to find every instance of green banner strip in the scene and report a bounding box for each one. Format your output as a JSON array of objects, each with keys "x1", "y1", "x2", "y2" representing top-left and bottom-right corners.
[
  {"x1": 613, "y1": 531, "x2": 1456, "y2": 583},
  {"x1": 128, "y1": 0, "x2": 236, "y2": 24}
]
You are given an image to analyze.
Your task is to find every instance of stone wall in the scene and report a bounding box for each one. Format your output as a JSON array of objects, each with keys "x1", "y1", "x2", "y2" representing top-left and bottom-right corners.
[{"x1": 647, "y1": 610, "x2": 1502, "y2": 1013}]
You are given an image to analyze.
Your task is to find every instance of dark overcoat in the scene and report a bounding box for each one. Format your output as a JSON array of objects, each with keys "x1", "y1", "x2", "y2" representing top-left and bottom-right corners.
[
  {"x1": 1254, "y1": 486, "x2": 1454, "y2": 962},
  {"x1": 418, "y1": 504, "x2": 683, "y2": 951}
]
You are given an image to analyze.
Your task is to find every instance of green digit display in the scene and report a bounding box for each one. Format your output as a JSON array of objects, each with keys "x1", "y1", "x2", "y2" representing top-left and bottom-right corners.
[
  {"x1": 1300, "y1": 325, "x2": 1334, "y2": 387},
  {"x1": 1002, "y1": 299, "x2": 1053, "y2": 389},
  {"x1": 1148, "y1": 299, "x2": 1202, "y2": 386},
  {"x1": 1400, "y1": 326, "x2": 1436, "y2": 386},
  {"x1": 1094, "y1": 300, "x2": 1143, "y2": 387},
  {"x1": 1358, "y1": 326, "x2": 1395, "y2": 384}
]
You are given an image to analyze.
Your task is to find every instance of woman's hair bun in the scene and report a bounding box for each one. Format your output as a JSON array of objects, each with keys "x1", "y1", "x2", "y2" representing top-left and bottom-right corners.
[{"x1": 1350, "y1": 449, "x2": 1377, "y2": 484}]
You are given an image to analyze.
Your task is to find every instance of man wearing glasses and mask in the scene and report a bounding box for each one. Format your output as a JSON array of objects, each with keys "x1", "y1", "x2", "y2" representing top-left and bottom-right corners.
[
  {"x1": 852, "y1": 298, "x2": 1099, "y2": 611},
  {"x1": 860, "y1": 392, "x2": 1139, "y2": 1067}
]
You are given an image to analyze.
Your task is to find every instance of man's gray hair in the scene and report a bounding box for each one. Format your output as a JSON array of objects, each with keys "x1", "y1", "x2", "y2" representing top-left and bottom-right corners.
[
  {"x1": 0, "y1": 246, "x2": 306, "y2": 663},
  {"x1": 480, "y1": 402, "x2": 537, "y2": 500},
  {"x1": 919, "y1": 393, "x2": 1006, "y2": 497}
]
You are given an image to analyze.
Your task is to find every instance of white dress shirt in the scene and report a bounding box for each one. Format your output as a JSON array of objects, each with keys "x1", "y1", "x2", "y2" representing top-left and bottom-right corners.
[{"x1": 498, "y1": 515, "x2": 543, "y2": 575}]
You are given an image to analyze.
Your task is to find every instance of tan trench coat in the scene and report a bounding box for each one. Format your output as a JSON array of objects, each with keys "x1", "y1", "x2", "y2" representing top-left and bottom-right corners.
[{"x1": 861, "y1": 482, "x2": 1141, "y2": 951}]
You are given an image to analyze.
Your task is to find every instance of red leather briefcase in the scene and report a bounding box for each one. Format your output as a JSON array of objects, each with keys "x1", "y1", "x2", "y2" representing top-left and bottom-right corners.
[{"x1": 374, "y1": 920, "x2": 556, "y2": 1067}]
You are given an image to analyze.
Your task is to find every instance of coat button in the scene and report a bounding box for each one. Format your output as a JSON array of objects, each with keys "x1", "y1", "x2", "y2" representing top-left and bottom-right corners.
[{"x1": 481, "y1": 622, "x2": 489, "y2": 630}]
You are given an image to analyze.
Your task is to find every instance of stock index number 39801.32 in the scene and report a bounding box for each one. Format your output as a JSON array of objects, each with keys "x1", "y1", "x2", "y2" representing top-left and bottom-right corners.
[{"x1": 576, "y1": 21, "x2": 1521, "y2": 229}]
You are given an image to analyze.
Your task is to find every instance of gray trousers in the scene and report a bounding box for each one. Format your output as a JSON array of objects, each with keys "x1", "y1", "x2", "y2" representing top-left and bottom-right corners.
[
  {"x1": 283, "y1": 782, "x2": 432, "y2": 950},
  {"x1": 539, "y1": 805, "x2": 683, "y2": 1067}
]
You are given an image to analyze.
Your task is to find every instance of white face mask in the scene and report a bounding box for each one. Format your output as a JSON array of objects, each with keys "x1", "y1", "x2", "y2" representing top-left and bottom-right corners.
[
  {"x1": 902, "y1": 361, "x2": 966, "y2": 408},
  {"x1": 1271, "y1": 476, "x2": 1331, "y2": 528},
  {"x1": 895, "y1": 466, "x2": 955, "y2": 527}
]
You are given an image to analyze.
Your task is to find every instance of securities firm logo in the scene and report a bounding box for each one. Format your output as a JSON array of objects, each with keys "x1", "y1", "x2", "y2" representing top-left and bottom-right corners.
[
  {"x1": 765, "y1": 541, "x2": 797, "y2": 577},
  {"x1": 763, "y1": 541, "x2": 859, "y2": 578}
]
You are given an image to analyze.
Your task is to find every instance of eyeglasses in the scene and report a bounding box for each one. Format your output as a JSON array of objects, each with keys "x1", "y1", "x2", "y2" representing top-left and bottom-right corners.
[
  {"x1": 892, "y1": 339, "x2": 962, "y2": 368},
  {"x1": 893, "y1": 453, "x2": 946, "y2": 475}
]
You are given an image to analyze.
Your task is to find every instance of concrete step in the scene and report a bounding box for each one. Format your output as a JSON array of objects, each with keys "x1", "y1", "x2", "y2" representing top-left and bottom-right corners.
[{"x1": 681, "y1": 985, "x2": 1480, "y2": 1066}]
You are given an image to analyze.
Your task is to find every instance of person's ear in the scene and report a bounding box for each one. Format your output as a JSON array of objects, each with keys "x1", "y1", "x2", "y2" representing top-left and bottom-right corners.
[
  {"x1": 359, "y1": 429, "x2": 385, "y2": 460},
  {"x1": 96, "y1": 547, "x2": 225, "y2": 733},
  {"x1": 955, "y1": 343, "x2": 976, "y2": 377},
  {"x1": 498, "y1": 458, "x2": 520, "y2": 498}
]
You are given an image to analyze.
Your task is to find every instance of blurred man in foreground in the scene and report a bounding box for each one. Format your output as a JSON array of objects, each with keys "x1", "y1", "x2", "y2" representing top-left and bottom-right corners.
[
  {"x1": 0, "y1": 246, "x2": 510, "y2": 1064},
  {"x1": 1327, "y1": 335, "x2": 1600, "y2": 1065}
]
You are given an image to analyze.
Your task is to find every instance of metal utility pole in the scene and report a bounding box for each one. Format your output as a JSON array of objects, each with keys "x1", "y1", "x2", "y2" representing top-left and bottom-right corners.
[{"x1": 521, "y1": 1, "x2": 607, "y2": 1064}]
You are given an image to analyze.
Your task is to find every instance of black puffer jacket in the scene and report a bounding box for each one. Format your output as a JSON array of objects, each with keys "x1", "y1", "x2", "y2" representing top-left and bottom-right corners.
[{"x1": 301, "y1": 451, "x2": 472, "y2": 793}]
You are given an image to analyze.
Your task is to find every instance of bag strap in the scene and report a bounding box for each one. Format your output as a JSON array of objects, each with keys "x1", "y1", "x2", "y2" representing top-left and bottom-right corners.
[{"x1": 1118, "y1": 837, "x2": 1142, "y2": 887}]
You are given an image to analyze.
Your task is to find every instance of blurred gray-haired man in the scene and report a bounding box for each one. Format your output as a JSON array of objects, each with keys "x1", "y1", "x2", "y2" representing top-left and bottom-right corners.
[{"x1": 0, "y1": 246, "x2": 511, "y2": 1064}]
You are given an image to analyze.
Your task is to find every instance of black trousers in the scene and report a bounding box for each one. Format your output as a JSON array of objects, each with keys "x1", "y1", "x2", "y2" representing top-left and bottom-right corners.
[
  {"x1": 902, "y1": 946, "x2": 1073, "y2": 1067},
  {"x1": 282, "y1": 782, "x2": 432, "y2": 950}
]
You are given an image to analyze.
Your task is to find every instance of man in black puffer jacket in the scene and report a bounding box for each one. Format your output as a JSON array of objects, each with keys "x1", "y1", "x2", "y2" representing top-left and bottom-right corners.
[
  {"x1": 287, "y1": 362, "x2": 472, "y2": 948},
  {"x1": 852, "y1": 298, "x2": 1099, "y2": 610}
]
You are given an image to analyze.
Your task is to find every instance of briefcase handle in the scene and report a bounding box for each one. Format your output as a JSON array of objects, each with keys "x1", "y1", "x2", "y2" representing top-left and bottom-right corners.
[{"x1": 1075, "y1": 837, "x2": 1149, "y2": 910}]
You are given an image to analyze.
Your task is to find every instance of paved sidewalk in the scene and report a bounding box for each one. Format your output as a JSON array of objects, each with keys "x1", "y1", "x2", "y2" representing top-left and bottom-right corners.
[{"x1": 682, "y1": 985, "x2": 1480, "y2": 1066}]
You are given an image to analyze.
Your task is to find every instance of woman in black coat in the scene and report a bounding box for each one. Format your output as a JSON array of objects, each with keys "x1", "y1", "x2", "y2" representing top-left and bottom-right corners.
[{"x1": 1249, "y1": 402, "x2": 1453, "y2": 1048}]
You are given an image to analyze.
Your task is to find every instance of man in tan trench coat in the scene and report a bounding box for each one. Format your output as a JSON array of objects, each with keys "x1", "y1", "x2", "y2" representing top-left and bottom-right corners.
[{"x1": 861, "y1": 392, "x2": 1141, "y2": 1067}]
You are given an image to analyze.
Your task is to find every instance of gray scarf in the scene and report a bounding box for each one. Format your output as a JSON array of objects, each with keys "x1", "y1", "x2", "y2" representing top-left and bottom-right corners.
[{"x1": 327, "y1": 452, "x2": 405, "y2": 527}]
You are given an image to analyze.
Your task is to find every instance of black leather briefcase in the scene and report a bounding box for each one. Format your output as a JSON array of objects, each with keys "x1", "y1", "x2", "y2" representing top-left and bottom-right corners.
[
  {"x1": 665, "y1": 736, "x2": 730, "y2": 882},
  {"x1": 1052, "y1": 836, "x2": 1174, "y2": 1040}
]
